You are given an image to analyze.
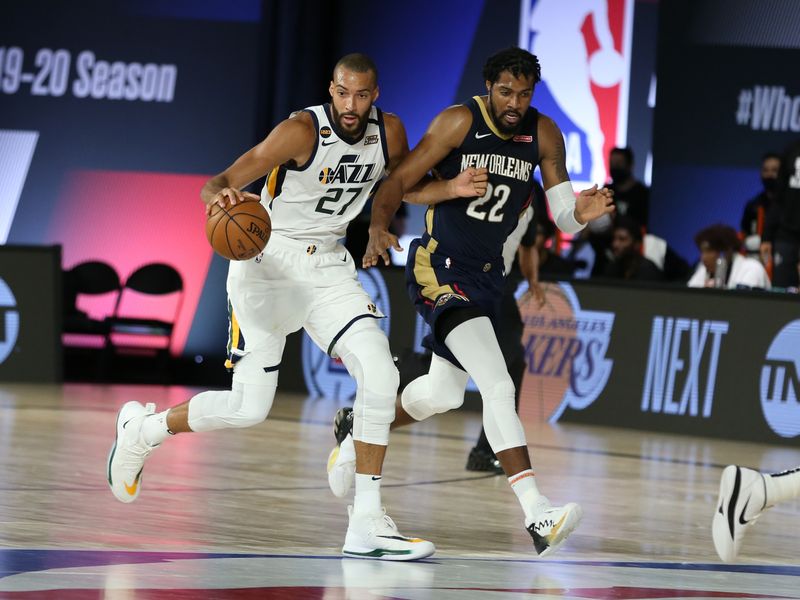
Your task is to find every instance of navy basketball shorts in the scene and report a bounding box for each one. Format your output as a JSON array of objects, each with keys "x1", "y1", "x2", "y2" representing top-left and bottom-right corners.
[{"x1": 406, "y1": 238, "x2": 504, "y2": 367}]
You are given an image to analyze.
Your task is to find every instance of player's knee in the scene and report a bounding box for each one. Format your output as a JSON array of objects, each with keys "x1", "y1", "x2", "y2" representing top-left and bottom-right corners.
[
  {"x1": 338, "y1": 323, "x2": 399, "y2": 398},
  {"x1": 400, "y1": 374, "x2": 464, "y2": 420},
  {"x1": 231, "y1": 382, "x2": 274, "y2": 427},
  {"x1": 434, "y1": 386, "x2": 466, "y2": 413},
  {"x1": 227, "y1": 353, "x2": 278, "y2": 427},
  {"x1": 482, "y1": 377, "x2": 516, "y2": 409}
]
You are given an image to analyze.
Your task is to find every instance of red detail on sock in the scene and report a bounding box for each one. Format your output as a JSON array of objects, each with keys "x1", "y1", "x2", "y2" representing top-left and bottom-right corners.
[{"x1": 509, "y1": 470, "x2": 535, "y2": 485}]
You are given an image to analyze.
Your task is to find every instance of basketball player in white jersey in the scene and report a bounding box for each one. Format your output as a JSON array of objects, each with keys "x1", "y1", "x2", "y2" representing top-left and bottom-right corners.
[{"x1": 106, "y1": 53, "x2": 486, "y2": 561}]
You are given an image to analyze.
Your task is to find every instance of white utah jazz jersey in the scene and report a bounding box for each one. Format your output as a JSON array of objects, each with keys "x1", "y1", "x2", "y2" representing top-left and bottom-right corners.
[{"x1": 261, "y1": 104, "x2": 389, "y2": 246}]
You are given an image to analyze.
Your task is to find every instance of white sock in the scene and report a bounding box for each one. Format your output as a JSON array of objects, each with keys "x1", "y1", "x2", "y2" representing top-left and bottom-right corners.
[
  {"x1": 508, "y1": 469, "x2": 545, "y2": 522},
  {"x1": 764, "y1": 466, "x2": 800, "y2": 506},
  {"x1": 353, "y1": 472, "x2": 382, "y2": 515},
  {"x1": 141, "y1": 410, "x2": 173, "y2": 446}
]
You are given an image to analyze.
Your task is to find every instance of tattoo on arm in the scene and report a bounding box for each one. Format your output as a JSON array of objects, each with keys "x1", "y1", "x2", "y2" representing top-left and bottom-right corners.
[{"x1": 552, "y1": 133, "x2": 569, "y2": 182}]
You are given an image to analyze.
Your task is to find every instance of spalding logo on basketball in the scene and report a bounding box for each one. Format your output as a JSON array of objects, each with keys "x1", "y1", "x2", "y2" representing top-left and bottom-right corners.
[{"x1": 206, "y1": 200, "x2": 271, "y2": 261}]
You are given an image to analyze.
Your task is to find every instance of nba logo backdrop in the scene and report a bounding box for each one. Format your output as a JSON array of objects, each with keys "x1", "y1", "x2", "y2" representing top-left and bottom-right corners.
[{"x1": 519, "y1": 0, "x2": 634, "y2": 188}]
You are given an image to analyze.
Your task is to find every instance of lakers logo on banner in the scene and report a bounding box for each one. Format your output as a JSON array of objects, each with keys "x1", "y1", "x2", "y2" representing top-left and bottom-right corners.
[{"x1": 518, "y1": 282, "x2": 614, "y2": 423}]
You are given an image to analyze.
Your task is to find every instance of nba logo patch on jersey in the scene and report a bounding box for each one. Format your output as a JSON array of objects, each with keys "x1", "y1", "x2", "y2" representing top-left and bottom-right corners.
[
  {"x1": 320, "y1": 126, "x2": 332, "y2": 139},
  {"x1": 519, "y1": 0, "x2": 634, "y2": 187}
]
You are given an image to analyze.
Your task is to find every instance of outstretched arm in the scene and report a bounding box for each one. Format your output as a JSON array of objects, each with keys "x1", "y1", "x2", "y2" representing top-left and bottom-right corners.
[
  {"x1": 538, "y1": 114, "x2": 614, "y2": 232},
  {"x1": 200, "y1": 114, "x2": 315, "y2": 213},
  {"x1": 365, "y1": 105, "x2": 473, "y2": 266}
]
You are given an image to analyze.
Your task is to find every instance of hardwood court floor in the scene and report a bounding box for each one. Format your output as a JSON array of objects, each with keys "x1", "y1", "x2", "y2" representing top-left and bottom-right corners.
[{"x1": 0, "y1": 383, "x2": 798, "y2": 598}]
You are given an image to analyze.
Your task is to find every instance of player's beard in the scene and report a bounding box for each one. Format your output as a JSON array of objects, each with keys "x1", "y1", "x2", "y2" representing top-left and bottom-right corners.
[
  {"x1": 488, "y1": 96, "x2": 524, "y2": 135},
  {"x1": 331, "y1": 104, "x2": 368, "y2": 137}
]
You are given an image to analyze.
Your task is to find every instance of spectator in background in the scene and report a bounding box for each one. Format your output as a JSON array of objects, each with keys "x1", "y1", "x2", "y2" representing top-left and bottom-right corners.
[
  {"x1": 602, "y1": 215, "x2": 663, "y2": 281},
  {"x1": 762, "y1": 139, "x2": 800, "y2": 288},
  {"x1": 688, "y1": 224, "x2": 770, "y2": 290},
  {"x1": 608, "y1": 147, "x2": 649, "y2": 230},
  {"x1": 740, "y1": 152, "x2": 780, "y2": 258}
]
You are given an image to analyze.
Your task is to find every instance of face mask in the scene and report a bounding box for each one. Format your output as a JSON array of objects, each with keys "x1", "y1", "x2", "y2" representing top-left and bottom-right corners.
[
  {"x1": 610, "y1": 168, "x2": 629, "y2": 183},
  {"x1": 762, "y1": 177, "x2": 777, "y2": 192}
]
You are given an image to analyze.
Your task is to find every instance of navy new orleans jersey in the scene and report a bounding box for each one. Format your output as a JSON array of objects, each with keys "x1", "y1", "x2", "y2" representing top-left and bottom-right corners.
[
  {"x1": 407, "y1": 96, "x2": 540, "y2": 366},
  {"x1": 422, "y1": 96, "x2": 539, "y2": 263}
]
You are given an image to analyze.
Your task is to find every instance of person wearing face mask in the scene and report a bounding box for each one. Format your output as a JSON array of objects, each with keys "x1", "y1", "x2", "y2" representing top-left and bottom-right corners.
[
  {"x1": 608, "y1": 146, "x2": 649, "y2": 230},
  {"x1": 762, "y1": 140, "x2": 800, "y2": 288},
  {"x1": 740, "y1": 152, "x2": 780, "y2": 258}
]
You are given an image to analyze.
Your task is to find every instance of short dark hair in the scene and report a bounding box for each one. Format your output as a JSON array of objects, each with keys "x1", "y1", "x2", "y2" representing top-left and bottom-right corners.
[
  {"x1": 483, "y1": 47, "x2": 541, "y2": 85},
  {"x1": 761, "y1": 151, "x2": 780, "y2": 164},
  {"x1": 694, "y1": 224, "x2": 741, "y2": 253},
  {"x1": 610, "y1": 146, "x2": 634, "y2": 165},
  {"x1": 334, "y1": 53, "x2": 378, "y2": 83},
  {"x1": 613, "y1": 215, "x2": 643, "y2": 242}
]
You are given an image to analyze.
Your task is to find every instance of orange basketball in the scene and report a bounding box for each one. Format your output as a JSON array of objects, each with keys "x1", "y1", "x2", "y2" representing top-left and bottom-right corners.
[{"x1": 206, "y1": 200, "x2": 271, "y2": 261}]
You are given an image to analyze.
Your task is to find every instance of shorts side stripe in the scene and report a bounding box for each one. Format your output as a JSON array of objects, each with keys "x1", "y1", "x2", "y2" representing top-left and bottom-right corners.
[{"x1": 413, "y1": 244, "x2": 453, "y2": 302}]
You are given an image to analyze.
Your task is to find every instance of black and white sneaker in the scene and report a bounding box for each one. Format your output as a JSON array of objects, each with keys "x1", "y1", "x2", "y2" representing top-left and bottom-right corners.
[{"x1": 712, "y1": 465, "x2": 768, "y2": 562}]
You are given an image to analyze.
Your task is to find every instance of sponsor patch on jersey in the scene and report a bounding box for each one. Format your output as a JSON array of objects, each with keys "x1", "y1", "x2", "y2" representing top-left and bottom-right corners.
[
  {"x1": 364, "y1": 134, "x2": 378, "y2": 145},
  {"x1": 320, "y1": 126, "x2": 332, "y2": 139},
  {"x1": 367, "y1": 303, "x2": 377, "y2": 314},
  {"x1": 434, "y1": 292, "x2": 469, "y2": 309},
  {"x1": 513, "y1": 134, "x2": 533, "y2": 143}
]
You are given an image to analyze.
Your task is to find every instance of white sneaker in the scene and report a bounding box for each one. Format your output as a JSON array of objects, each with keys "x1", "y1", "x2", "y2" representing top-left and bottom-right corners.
[
  {"x1": 526, "y1": 499, "x2": 583, "y2": 557},
  {"x1": 107, "y1": 401, "x2": 158, "y2": 503},
  {"x1": 712, "y1": 465, "x2": 768, "y2": 562},
  {"x1": 327, "y1": 434, "x2": 356, "y2": 498},
  {"x1": 343, "y1": 506, "x2": 435, "y2": 561}
]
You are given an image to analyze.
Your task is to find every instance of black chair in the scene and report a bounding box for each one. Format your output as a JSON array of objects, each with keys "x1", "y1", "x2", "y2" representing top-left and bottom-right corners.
[
  {"x1": 62, "y1": 260, "x2": 122, "y2": 347},
  {"x1": 106, "y1": 263, "x2": 184, "y2": 368}
]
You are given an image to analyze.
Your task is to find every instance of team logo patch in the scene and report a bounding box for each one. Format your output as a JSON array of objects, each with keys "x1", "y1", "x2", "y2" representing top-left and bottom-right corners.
[
  {"x1": 513, "y1": 134, "x2": 533, "y2": 143},
  {"x1": 364, "y1": 134, "x2": 378, "y2": 145},
  {"x1": 434, "y1": 292, "x2": 469, "y2": 309},
  {"x1": 320, "y1": 126, "x2": 332, "y2": 139}
]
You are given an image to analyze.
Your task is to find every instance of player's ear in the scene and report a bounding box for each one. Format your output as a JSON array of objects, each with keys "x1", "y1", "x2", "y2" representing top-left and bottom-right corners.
[
  {"x1": 372, "y1": 85, "x2": 380, "y2": 103},
  {"x1": 329, "y1": 80, "x2": 335, "y2": 98},
  {"x1": 485, "y1": 80, "x2": 492, "y2": 93}
]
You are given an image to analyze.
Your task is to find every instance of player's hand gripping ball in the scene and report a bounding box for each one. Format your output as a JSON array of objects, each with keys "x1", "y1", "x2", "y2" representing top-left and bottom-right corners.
[{"x1": 206, "y1": 199, "x2": 271, "y2": 261}]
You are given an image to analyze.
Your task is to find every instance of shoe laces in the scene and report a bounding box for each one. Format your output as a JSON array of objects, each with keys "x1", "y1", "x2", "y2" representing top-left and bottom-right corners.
[{"x1": 369, "y1": 509, "x2": 400, "y2": 537}]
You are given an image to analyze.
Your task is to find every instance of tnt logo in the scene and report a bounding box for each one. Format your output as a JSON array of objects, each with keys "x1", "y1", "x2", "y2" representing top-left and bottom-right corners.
[
  {"x1": 760, "y1": 320, "x2": 800, "y2": 438},
  {"x1": 0, "y1": 278, "x2": 20, "y2": 365},
  {"x1": 519, "y1": 0, "x2": 633, "y2": 186}
]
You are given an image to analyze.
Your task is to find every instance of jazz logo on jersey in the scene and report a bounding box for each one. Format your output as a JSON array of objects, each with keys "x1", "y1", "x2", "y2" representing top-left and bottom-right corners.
[
  {"x1": 519, "y1": 0, "x2": 634, "y2": 187},
  {"x1": 318, "y1": 154, "x2": 378, "y2": 185}
]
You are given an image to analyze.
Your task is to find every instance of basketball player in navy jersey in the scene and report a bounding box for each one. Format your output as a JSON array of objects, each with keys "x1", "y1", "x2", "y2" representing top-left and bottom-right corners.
[
  {"x1": 106, "y1": 53, "x2": 486, "y2": 561},
  {"x1": 343, "y1": 47, "x2": 614, "y2": 556}
]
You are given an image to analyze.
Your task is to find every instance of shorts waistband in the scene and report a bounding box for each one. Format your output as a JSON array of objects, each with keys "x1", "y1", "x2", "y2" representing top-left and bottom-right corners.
[{"x1": 268, "y1": 232, "x2": 340, "y2": 255}]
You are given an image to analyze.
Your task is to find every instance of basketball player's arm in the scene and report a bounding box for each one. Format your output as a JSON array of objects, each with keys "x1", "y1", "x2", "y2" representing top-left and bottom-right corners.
[
  {"x1": 518, "y1": 242, "x2": 545, "y2": 307},
  {"x1": 365, "y1": 106, "x2": 473, "y2": 266},
  {"x1": 538, "y1": 114, "x2": 614, "y2": 232},
  {"x1": 200, "y1": 116, "x2": 315, "y2": 214},
  {"x1": 382, "y1": 113, "x2": 488, "y2": 205}
]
